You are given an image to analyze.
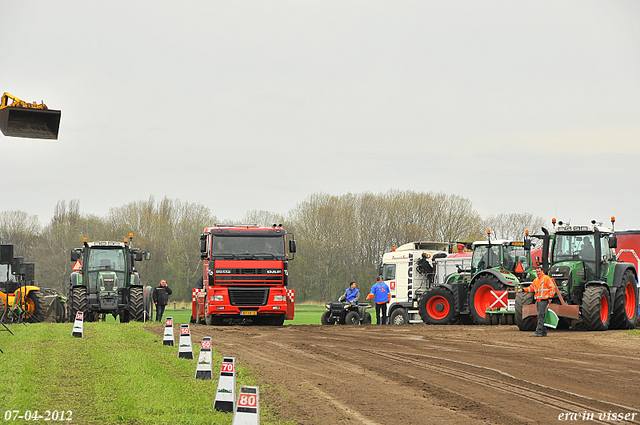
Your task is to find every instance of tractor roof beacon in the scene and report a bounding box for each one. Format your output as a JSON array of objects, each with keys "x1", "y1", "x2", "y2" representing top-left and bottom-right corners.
[
  {"x1": 515, "y1": 217, "x2": 639, "y2": 332},
  {"x1": 68, "y1": 234, "x2": 152, "y2": 323}
]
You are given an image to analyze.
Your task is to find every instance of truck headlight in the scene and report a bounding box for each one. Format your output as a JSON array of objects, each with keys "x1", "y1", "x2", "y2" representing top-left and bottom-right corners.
[
  {"x1": 213, "y1": 295, "x2": 223, "y2": 301},
  {"x1": 274, "y1": 295, "x2": 285, "y2": 302}
]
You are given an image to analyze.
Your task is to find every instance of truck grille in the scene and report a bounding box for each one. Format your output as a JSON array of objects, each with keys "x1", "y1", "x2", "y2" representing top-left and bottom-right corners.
[{"x1": 228, "y1": 287, "x2": 269, "y2": 306}]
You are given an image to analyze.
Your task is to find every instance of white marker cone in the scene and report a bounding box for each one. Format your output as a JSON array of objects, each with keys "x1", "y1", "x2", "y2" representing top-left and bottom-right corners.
[
  {"x1": 195, "y1": 337, "x2": 213, "y2": 380},
  {"x1": 178, "y1": 324, "x2": 193, "y2": 359},
  {"x1": 232, "y1": 386, "x2": 260, "y2": 425},
  {"x1": 163, "y1": 317, "x2": 174, "y2": 346},
  {"x1": 72, "y1": 312, "x2": 83, "y2": 338},
  {"x1": 214, "y1": 357, "x2": 236, "y2": 413}
]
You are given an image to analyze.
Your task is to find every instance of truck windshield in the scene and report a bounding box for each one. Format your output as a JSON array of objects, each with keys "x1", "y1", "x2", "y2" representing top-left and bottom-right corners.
[{"x1": 212, "y1": 235, "x2": 285, "y2": 259}]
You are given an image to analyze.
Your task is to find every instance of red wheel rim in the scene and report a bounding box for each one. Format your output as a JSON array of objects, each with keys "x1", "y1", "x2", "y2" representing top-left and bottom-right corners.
[
  {"x1": 426, "y1": 296, "x2": 450, "y2": 320},
  {"x1": 473, "y1": 285, "x2": 494, "y2": 319},
  {"x1": 624, "y1": 282, "x2": 636, "y2": 319},
  {"x1": 600, "y1": 293, "x2": 609, "y2": 323}
]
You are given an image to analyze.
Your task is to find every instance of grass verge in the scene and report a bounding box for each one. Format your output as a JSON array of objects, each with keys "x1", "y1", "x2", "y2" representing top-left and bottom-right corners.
[{"x1": 0, "y1": 321, "x2": 287, "y2": 424}]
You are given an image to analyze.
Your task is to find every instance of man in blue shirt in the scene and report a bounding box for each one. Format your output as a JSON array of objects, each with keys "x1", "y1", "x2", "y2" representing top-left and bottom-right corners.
[
  {"x1": 345, "y1": 281, "x2": 359, "y2": 304},
  {"x1": 367, "y1": 276, "x2": 391, "y2": 325}
]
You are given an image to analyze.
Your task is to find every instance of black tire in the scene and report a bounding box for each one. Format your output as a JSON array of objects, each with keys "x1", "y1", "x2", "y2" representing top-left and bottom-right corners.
[
  {"x1": 68, "y1": 286, "x2": 88, "y2": 323},
  {"x1": 419, "y1": 288, "x2": 458, "y2": 325},
  {"x1": 389, "y1": 308, "x2": 409, "y2": 325},
  {"x1": 506, "y1": 314, "x2": 514, "y2": 325},
  {"x1": 129, "y1": 287, "x2": 145, "y2": 322},
  {"x1": 469, "y1": 275, "x2": 506, "y2": 325},
  {"x1": 267, "y1": 315, "x2": 285, "y2": 326},
  {"x1": 582, "y1": 285, "x2": 611, "y2": 331},
  {"x1": 610, "y1": 270, "x2": 638, "y2": 330},
  {"x1": 459, "y1": 314, "x2": 475, "y2": 325},
  {"x1": 143, "y1": 285, "x2": 153, "y2": 322},
  {"x1": 24, "y1": 290, "x2": 46, "y2": 323},
  {"x1": 362, "y1": 312, "x2": 372, "y2": 325},
  {"x1": 345, "y1": 310, "x2": 360, "y2": 325},
  {"x1": 515, "y1": 291, "x2": 536, "y2": 331},
  {"x1": 205, "y1": 312, "x2": 213, "y2": 325},
  {"x1": 321, "y1": 311, "x2": 334, "y2": 325}
]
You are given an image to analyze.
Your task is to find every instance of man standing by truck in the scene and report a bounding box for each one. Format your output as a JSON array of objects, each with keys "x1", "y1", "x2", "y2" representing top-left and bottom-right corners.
[
  {"x1": 367, "y1": 276, "x2": 391, "y2": 325},
  {"x1": 153, "y1": 279, "x2": 172, "y2": 322},
  {"x1": 518, "y1": 265, "x2": 557, "y2": 337}
]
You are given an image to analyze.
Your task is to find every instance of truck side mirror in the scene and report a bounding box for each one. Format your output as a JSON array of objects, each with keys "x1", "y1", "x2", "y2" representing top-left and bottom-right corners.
[
  {"x1": 289, "y1": 239, "x2": 297, "y2": 254},
  {"x1": 200, "y1": 234, "x2": 207, "y2": 254},
  {"x1": 609, "y1": 236, "x2": 617, "y2": 249},
  {"x1": 524, "y1": 238, "x2": 531, "y2": 250},
  {"x1": 0, "y1": 244, "x2": 14, "y2": 264},
  {"x1": 145, "y1": 251, "x2": 151, "y2": 261}
]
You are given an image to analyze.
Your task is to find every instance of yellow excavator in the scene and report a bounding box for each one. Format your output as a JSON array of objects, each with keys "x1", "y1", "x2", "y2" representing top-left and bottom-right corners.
[{"x1": 0, "y1": 92, "x2": 61, "y2": 139}]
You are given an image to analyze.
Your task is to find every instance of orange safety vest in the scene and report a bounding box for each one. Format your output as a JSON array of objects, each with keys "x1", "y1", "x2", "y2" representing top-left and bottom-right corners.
[{"x1": 524, "y1": 274, "x2": 557, "y2": 301}]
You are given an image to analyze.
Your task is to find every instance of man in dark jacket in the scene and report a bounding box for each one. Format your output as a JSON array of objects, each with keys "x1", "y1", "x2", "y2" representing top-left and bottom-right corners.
[{"x1": 153, "y1": 279, "x2": 172, "y2": 322}]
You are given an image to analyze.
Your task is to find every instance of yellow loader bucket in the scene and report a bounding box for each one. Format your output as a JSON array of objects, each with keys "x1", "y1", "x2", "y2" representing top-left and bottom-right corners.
[{"x1": 0, "y1": 93, "x2": 61, "y2": 139}]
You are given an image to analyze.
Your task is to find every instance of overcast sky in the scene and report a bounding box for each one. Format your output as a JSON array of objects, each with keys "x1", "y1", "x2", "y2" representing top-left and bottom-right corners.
[{"x1": 2, "y1": 1, "x2": 639, "y2": 230}]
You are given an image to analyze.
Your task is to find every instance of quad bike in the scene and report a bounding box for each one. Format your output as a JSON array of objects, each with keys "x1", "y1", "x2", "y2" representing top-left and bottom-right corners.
[{"x1": 321, "y1": 292, "x2": 372, "y2": 325}]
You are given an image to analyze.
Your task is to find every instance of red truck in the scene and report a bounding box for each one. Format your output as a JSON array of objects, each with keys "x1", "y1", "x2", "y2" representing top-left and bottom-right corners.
[{"x1": 192, "y1": 224, "x2": 296, "y2": 326}]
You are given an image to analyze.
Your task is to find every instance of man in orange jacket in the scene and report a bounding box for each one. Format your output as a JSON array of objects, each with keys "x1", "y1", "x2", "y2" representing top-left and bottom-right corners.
[{"x1": 518, "y1": 264, "x2": 557, "y2": 337}]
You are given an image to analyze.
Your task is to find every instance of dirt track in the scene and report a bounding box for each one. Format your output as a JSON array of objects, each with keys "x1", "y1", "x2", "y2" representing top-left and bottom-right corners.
[{"x1": 177, "y1": 324, "x2": 640, "y2": 424}]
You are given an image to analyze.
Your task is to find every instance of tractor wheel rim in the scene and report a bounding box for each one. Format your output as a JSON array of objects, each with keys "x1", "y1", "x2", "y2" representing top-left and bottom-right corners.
[
  {"x1": 473, "y1": 285, "x2": 495, "y2": 319},
  {"x1": 426, "y1": 296, "x2": 450, "y2": 320},
  {"x1": 600, "y1": 293, "x2": 609, "y2": 323},
  {"x1": 624, "y1": 282, "x2": 636, "y2": 319}
]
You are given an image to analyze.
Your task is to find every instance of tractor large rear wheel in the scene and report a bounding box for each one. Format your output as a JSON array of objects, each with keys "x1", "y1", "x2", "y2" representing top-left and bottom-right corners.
[
  {"x1": 419, "y1": 288, "x2": 458, "y2": 325},
  {"x1": 68, "y1": 286, "x2": 88, "y2": 322},
  {"x1": 610, "y1": 271, "x2": 638, "y2": 330},
  {"x1": 24, "y1": 290, "x2": 46, "y2": 323},
  {"x1": 129, "y1": 287, "x2": 145, "y2": 322},
  {"x1": 469, "y1": 275, "x2": 505, "y2": 325},
  {"x1": 515, "y1": 292, "x2": 536, "y2": 331},
  {"x1": 582, "y1": 285, "x2": 611, "y2": 331}
]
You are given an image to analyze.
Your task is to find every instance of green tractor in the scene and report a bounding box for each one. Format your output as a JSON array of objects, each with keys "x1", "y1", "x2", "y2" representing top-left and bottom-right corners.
[
  {"x1": 68, "y1": 235, "x2": 152, "y2": 322},
  {"x1": 421, "y1": 230, "x2": 536, "y2": 325},
  {"x1": 515, "y1": 218, "x2": 639, "y2": 331}
]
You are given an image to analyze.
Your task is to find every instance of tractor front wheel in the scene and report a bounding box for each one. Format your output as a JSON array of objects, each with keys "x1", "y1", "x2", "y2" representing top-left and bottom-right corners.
[
  {"x1": 582, "y1": 285, "x2": 611, "y2": 331},
  {"x1": 515, "y1": 292, "x2": 536, "y2": 331},
  {"x1": 419, "y1": 288, "x2": 458, "y2": 325},
  {"x1": 24, "y1": 290, "x2": 46, "y2": 323},
  {"x1": 129, "y1": 287, "x2": 145, "y2": 322},
  {"x1": 68, "y1": 286, "x2": 88, "y2": 323},
  {"x1": 469, "y1": 276, "x2": 505, "y2": 325},
  {"x1": 610, "y1": 270, "x2": 638, "y2": 330}
]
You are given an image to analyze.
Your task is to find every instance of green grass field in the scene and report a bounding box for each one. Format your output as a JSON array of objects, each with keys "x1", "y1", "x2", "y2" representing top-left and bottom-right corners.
[{"x1": 0, "y1": 322, "x2": 288, "y2": 425}]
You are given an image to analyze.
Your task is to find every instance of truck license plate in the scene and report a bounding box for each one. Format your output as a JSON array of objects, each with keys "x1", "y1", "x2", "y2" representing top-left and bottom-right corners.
[{"x1": 240, "y1": 311, "x2": 257, "y2": 316}]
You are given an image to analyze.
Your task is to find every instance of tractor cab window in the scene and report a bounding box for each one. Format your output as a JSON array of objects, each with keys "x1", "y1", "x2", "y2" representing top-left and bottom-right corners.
[
  {"x1": 85, "y1": 248, "x2": 127, "y2": 292},
  {"x1": 504, "y1": 245, "x2": 529, "y2": 273},
  {"x1": 553, "y1": 234, "x2": 597, "y2": 280},
  {"x1": 600, "y1": 237, "x2": 613, "y2": 261},
  {"x1": 472, "y1": 245, "x2": 501, "y2": 272},
  {"x1": 382, "y1": 264, "x2": 396, "y2": 281}
]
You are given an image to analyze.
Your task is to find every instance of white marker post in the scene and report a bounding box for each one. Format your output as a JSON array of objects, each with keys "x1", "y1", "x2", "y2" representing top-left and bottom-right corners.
[
  {"x1": 178, "y1": 324, "x2": 193, "y2": 359},
  {"x1": 214, "y1": 357, "x2": 236, "y2": 413},
  {"x1": 72, "y1": 312, "x2": 83, "y2": 338},
  {"x1": 163, "y1": 317, "x2": 174, "y2": 346},
  {"x1": 195, "y1": 337, "x2": 213, "y2": 380},
  {"x1": 232, "y1": 386, "x2": 260, "y2": 425}
]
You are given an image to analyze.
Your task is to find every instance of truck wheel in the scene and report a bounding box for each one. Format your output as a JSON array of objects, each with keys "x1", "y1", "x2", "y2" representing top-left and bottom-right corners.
[
  {"x1": 24, "y1": 290, "x2": 46, "y2": 322},
  {"x1": 469, "y1": 275, "x2": 505, "y2": 325},
  {"x1": 389, "y1": 308, "x2": 409, "y2": 325},
  {"x1": 611, "y1": 270, "x2": 638, "y2": 330},
  {"x1": 582, "y1": 285, "x2": 611, "y2": 331},
  {"x1": 321, "y1": 311, "x2": 334, "y2": 325},
  {"x1": 362, "y1": 312, "x2": 372, "y2": 324},
  {"x1": 129, "y1": 287, "x2": 145, "y2": 322},
  {"x1": 515, "y1": 292, "x2": 536, "y2": 331},
  {"x1": 268, "y1": 316, "x2": 285, "y2": 326},
  {"x1": 205, "y1": 312, "x2": 213, "y2": 325},
  {"x1": 69, "y1": 286, "x2": 88, "y2": 323},
  {"x1": 419, "y1": 288, "x2": 458, "y2": 325},
  {"x1": 345, "y1": 311, "x2": 360, "y2": 325}
]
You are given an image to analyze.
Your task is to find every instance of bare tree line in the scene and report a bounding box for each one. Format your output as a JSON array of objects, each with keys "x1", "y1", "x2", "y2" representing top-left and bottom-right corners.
[{"x1": 0, "y1": 191, "x2": 544, "y2": 302}]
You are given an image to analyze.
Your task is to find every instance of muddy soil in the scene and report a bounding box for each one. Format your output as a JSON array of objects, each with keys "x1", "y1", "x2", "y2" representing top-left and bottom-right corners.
[{"x1": 154, "y1": 324, "x2": 640, "y2": 425}]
